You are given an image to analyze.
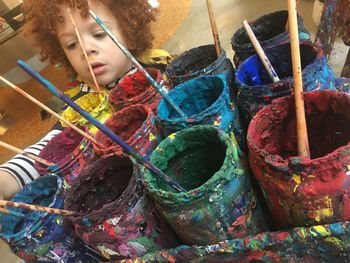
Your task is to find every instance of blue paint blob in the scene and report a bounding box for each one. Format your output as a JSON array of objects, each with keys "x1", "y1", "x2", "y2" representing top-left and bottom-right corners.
[{"x1": 157, "y1": 74, "x2": 244, "y2": 151}]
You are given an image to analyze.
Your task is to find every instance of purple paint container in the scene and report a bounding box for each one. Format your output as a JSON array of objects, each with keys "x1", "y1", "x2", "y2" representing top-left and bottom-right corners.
[{"x1": 64, "y1": 154, "x2": 180, "y2": 261}]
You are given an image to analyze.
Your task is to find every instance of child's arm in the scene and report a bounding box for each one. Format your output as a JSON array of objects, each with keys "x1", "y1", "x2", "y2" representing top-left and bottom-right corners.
[{"x1": 0, "y1": 129, "x2": 62, "y2": 199}]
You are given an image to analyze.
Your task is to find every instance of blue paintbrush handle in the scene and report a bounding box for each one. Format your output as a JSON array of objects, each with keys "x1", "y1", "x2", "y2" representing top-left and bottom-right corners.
[
  {"x1": 17, "y1": 60, "x2": 186, "y2": 193},
  {"x1": 89, "y1": 10, "x2": 187, "y2": 119}
]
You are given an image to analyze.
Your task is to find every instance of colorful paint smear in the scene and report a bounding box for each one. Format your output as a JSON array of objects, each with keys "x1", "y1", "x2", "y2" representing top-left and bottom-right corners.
[
  {"x1": 64, "y1": 155, "x2": 180, "y2": 261},
  {"x1": 93, "y1": 104, "x2": 159, "y2": 159},
  {"x1": 231, "y1": 10, "x2": 311, "y2": 66},
  {"x1": 165, "y1": 44, "x2": 235, "y2": 91},
  {"x1": 121, "y1": 220, "x2": 350, "y2": 262},
  {"x1": 0, "y1": 175, "x2": 102, "y2": 262},
  {"x1": 157, "y1": 74, "x2": 244, "y2": 152},
  {"x1": 143, "y1": 125, "x2": 267, "y2": 246},
  {"x1": 335, "y1": 77, "x2": 350, "y2": 95},
  {"x1": 109, "y1": 68, "x2": 163, "y2": 113},
  {"x1": 61, "y1": 91, "x2": 114, "y2": 134},
  {"x1": 34, "y1": 127, "x2": 98, "y2": 187},
  {"x1": 235, "y1": 42, "x2": 336, "y2": 129},
  {"x1": 247, "y1": 90, "x2": 350, "y2": 229}
]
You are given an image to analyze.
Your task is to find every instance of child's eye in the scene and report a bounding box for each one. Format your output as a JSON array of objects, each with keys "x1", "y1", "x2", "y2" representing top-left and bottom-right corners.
[
  {"x1": 93, "y1": 30, "x2": 106, "y2": 39},
  {"x1": 66, "y1": 41, "x2": 77, "y2": 50}
]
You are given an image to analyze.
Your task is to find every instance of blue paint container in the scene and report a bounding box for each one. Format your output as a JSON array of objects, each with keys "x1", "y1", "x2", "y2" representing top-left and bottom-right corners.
[
  {"x1": 157, "y1": 74, "x2": 244, "y2": 151},
  {"x1": 0, "y1": 175, "x2": 102, "y2": 262},
  {"x1": 235, "y1": 42, "x2": 336, "y2": 129},
  {"x1": 165, "y1": 44, "x2": 235, "y2": 93},
  {"x1": 231, "y1": 10, "x2": 311, "y2": 66}
]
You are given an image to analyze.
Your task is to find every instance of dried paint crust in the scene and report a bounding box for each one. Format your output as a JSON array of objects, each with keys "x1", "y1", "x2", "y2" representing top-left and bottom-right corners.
[
  {"x1": 109, "y1": 68, "x2": 163, "y2": 113},
  {"x1": 65, "y1": 155, "x2": 180, "y2": 260},
  {"x1": 231, "y1": 10, "x2": 311, "y2": 66},
  {"x1": 143, "y1": 125, "x2": 267, "y2": 245},
  {"x1": 248, "y1": 90, "x2": 350, "y2": 229},
  {"x1": 235, "y1": 42, "x2": 336, "y2": 129},
  {"x1": 94, "y1": 104, "x2": 159, "y2": 158}
]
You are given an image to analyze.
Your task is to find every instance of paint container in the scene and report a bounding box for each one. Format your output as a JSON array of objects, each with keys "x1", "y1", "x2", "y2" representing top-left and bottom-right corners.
[
  {"x1": 248, "y1": 90, "x2": 350, "y2": 229},
  {"x1": 126, "y1": 220, "x2": 350, "y2": 262},
  {"x1": 93, "y1": 104, "x2": 159, "y2": 158},
  {"x1": 165, "y1": 44, "x2": 235, "y2": 91},
  {"x1": 108, "y1": 68, "x2": 163, "y2": 114},
  {"x1": 231, "y1": 10, "x2": 311, "y2": 66},
  {"x1": 34, "y1": 127, "x2": 97, "y2": 187},
  {"x1": 235, "y1": 42, "x2": 336, "y2": 129},
  {"x1": 64, "y1": 154, "x2": 180, "y2": 261},
  {"x1": 143, "y1": 125, "x2": 267, "y2": 245},
  {"x1": 61, "y1": 91, "x2": 113, "y2": 134},
  {"x1": 0, "y1": 175, "x2": 102, "y2": 262},
  {"x1": 157, "y1": 74, "x2": 244, "y2": 152}
]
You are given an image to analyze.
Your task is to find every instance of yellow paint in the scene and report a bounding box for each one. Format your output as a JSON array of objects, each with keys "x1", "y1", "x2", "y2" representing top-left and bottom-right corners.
[
  {"x1": 311, "y1": 225, "x2": 331, "y2": 236},
  {"x1": 314, "y1": 196, "x2": 333, "y2": 222},
  {"x1": 213, "y1": 120, "x2": 220, "y2": 126},
  {"x1": 168, "y1": 133, "x2": 176, "y2": 140},
  {"x1": 36, "y1": 230, "x2": 45, "y2": 237},
  {"x1": 347, "y1": 165, "x2": 350, "y2": 170},
  {"x1": 149, "y1": 132, "x2": 156, "y2": 141},
  {"x1": 325, "y1": 237, "x2": 342, "y2": 246},
  {"x1": 292, "y1": 174, "x2": 301, "y2": 192}
]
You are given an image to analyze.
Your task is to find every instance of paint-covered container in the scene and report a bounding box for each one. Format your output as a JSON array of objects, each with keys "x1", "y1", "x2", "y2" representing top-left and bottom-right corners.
[
  {"x1": 61, "y1": 91, "x2": 113, "y2": 134},
  {"x1": 235, "y1": 42, "x2": 336, "y2": 129},
  {"x1": 165, "y1": 44, "x2": 235, "y2": 92},
  {"x1": 34, "y1": 127, "x2": 97, "y2": 186},
  {"x1": 248, "y1": 90, "x2": 350, "y2": 229},
  {"x1": 109, "y1": 68, "x2": 163, "y2": 114},
  {"x1": 93, "y1": 104, "x2": 159, "y2": 158},
  {"x1": 157, "y1": 74, "x2": 244, "y2": 152},
  {"x1": 143, "y1": 125, "x2": 267, "y2": 245},
  {"x1": 125, "y1": 220, "x2": 350, "y2": 262},
  {"x1": 231, "y1": 10, "x2": 311, "y2": 66},
  {"x1": 64, "y1": 154, "x2": 180, "y2": 261},
  {"x1": 0, "y1": 175, "x2": 102, "y2": 262}
]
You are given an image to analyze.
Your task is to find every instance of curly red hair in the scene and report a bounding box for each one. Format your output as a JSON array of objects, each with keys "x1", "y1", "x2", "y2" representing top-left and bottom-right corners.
[{"x1": 22, "y1": 0, "x2": 156, "y2": 76}]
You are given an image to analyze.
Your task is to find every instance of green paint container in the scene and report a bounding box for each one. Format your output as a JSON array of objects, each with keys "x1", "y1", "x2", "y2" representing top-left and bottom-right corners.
[{"x1": 143, "y1": 125, "x2": 267, "y2": 245}]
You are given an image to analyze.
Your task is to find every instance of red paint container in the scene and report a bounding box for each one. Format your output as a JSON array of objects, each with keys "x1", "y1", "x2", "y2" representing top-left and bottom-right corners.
[
  {"x1": 108, "y1": 68, "x2": 163, "y2": 114},
  {"x1": 34, "y1": 127, "x2": 98, "y2": 186},
  {"x1": 93, "y1": 104, "x2": 159, "y2": 158},
  {"x1": 64, "y1": 155, "x2": 180, "y2": 260},
  {"x1": 248, "y1": 90, "x2": 350, "y2": 229}
]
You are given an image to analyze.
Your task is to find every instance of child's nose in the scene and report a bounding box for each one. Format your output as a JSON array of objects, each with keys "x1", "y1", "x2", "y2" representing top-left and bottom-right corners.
[{"x1": 84, "y1": 41, "x2": 98, "y2": 57}]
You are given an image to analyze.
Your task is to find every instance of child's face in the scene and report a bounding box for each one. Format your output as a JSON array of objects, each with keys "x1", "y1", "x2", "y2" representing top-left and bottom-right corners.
[{"x1": 56, "y1": 1, "x2": 132, "y2": 85}]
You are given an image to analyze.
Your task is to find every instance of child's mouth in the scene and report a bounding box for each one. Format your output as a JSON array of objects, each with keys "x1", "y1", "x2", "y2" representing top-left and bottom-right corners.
[{"x1": 91, "y1": 63, "x2": 107, "y2": 75}]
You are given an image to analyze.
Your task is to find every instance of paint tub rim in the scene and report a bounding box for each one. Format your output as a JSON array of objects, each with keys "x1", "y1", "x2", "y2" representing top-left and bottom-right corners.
[
  {"x1": 108, "y1": 67, "x2": 163, "y2": 108},
  {"x1": 247, "y1": 90, "x2": 350, "y2": 173},
  {"x1": 165, "y1": 44, "x2": 227, "y2": 81},
  {"x1": 235, "y1": 42, "x2": 324, "y2": 89},
  {"x1": 61, "y1": 91, "x2": 110, "y2": 126},
  {"x1": 93, "y1": 104, "x2": 154, "y2": 156},
  {"x1": 157, "y1": 74, "x2": 229, "y2": 123},
  {"x1": 143, "y1": 125, "x2": 240, "y2": 206},
  {"x1": 64, "y1": 154, "x2": 137, "y2": 225},
  {"x1": 0, "y1": 174, "x2": 63, "y2": 242}
]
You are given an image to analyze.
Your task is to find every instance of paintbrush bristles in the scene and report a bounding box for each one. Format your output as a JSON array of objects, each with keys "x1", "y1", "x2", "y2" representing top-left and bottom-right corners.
[
  {"x1": 243, "y1": 20, "x2": 280, "y2": 83},
  {"x1": 0, "y1": 76, "x2": 102, "y2": 148},
  {"x1": 67, "y1": 8, "x2": 101, "y2": 94},
  {"x1": 0, "y1": 200, "x2": 76, "y2": 217},
  {"x1": 287, "y1": 0, "x2": 310, "y2": 158},
  {"x1": 0, "y1": 140, "x2": 54, "y2": 167},
  {"x1": 205, "y1": 0, "x2": 221, "y2": 57}
]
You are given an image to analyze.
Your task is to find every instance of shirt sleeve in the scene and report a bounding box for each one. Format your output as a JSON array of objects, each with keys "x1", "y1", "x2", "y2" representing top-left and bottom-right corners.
[{"x1": 0, "y1": 129, "x2": 62, "y2": 188}]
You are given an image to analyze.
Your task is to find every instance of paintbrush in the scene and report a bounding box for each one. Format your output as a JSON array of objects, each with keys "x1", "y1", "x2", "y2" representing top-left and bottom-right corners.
[
  {"x1": 243, "y1": 20, "x2": 280, "y2": 83},
  {"x1": 0, "y1": 200, "x2": 77, "y2": 217},
  {"x1": 67, "y1": 8, "x2": 101, "y2": 94},
  {"x1": 17, "y1": 60, "x2": 186, "y2": 193},
  {"x1": 0, "y1": 76, "x2": 103, "y2": 148},
  {"x1": 0, "y1": 207, "x2": 25, "y2": 218},
  {"x1": 0, "y1": 140, "x2": 54, "y2": 167},
  {"x1": 88, "y1": 10, "x2": 187, "y2": 119},
  {"x1": 205, "y1": 0, "x2": 221, "y2": 57},
  {"x1": 287, "y1": 0, "x2": 310, "y2": 157}
]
